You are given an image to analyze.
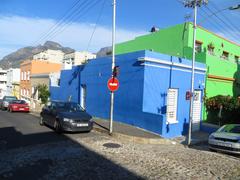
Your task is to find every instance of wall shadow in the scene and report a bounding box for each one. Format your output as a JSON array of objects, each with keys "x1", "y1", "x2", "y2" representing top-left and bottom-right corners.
[
  {"x1": 233, "y1": 63, "x2": 240, "y2": 98},
  {"x1": 0, "y1": 126, "x2": 143, "y2": 180}
]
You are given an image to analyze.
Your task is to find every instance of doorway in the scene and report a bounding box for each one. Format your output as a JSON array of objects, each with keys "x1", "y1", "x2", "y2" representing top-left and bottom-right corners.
[{"x1": 192, "y1": 90, "x2": 202, "y2": 131}]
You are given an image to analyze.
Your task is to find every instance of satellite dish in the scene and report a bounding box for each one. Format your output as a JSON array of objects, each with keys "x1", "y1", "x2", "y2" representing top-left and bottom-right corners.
[{"x1": 150, "y1": 26, "x2": 159, "y2": 33}]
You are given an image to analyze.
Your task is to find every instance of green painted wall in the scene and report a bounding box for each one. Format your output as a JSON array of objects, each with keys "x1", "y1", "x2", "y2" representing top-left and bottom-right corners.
[
  {"x1": 116, "y1": 22, "x2": 240, "y2": 121},
  {"x1": 116, "y1": 23, "x2": 189, "y2": 57}
]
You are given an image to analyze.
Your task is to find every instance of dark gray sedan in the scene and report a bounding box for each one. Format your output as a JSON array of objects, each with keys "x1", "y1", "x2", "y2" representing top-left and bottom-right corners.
[
  {"x1": 208, "y1": 124, "x2": 240, "y2": 155},
  {"x1": 40, "y1": 101, "x2": 93, "y2": 133}
]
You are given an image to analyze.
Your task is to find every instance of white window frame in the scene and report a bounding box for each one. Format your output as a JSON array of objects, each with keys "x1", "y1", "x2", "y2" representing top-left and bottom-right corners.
[
  {"x1": 80, "y1": 85, "x2": 86, "y2": 110},
  {"x1": 24, "y1": 72, "x2": 27, "y2": 80},
  {"x1": 27, "y1": 71, "x2": 30, "y2": 80},
  {"x1": 166, "y1": 88, "x2": 178, "y2": 124}
]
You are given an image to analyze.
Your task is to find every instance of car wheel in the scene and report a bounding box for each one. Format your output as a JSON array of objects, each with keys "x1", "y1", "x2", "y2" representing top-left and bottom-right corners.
[
  {"x1": 209, "y1": 148, "x2": 217, "y2": 152},
  {"x1": 39, "y1": 116, "x2": 44, "y2": 126},
  {"x1": 54, "y1": 120, "x2": 62, "y2": 133}
]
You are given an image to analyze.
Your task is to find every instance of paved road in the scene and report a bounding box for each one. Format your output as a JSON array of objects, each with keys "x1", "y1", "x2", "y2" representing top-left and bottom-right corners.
[
  {"x1": 0, "y1": 110, "x2": 142, "y2": 180},
  {"x1": 0, "y1": 110, "x2": 239, "y2": 180},
  {"x1": 0, "y1": 110, "x2": 98, "y2": 150}
]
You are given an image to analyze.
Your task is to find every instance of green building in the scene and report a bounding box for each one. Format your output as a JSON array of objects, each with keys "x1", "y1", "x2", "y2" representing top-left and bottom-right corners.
[{"x1": 116, "y1": 22, "x2": 240, "y2": 121}]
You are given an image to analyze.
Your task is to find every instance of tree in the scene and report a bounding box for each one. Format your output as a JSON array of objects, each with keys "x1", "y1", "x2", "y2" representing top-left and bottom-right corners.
[{"x1": 37, "y1": 84, "x2": 50, "y2": 105}]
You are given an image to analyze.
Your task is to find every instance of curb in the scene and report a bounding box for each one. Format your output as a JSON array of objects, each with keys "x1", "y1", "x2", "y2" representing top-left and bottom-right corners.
[
  {"x1": 93, "y1": 126, "x2": 177, "y2": 145},
  {"x1": 30, "y1": 112, "x2": 177, "y2": 145}
]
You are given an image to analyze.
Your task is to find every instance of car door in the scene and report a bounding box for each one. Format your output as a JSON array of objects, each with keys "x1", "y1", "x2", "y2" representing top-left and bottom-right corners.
[
  {"x1": 42, "y1": 103, "x2": 52, "y2": 126},
  {"x1": 48, "y1": 102, "x2": 57, "y2": 127}
]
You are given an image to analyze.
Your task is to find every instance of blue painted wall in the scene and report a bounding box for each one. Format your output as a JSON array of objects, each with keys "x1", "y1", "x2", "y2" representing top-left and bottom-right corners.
[
  {"x1": 50, "y1": 50, "x2": 206, "y2": 138},
  {"x1": 142, "y1": 51, "x2": 206, "y2": 138},
  {"x1": 50, "y1": 66, "x2": 82, "y2": 103}
]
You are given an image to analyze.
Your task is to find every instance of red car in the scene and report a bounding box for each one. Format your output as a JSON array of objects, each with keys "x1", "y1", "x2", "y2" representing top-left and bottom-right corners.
[{"x1": 8, "y1": 100, "x2": 30, "y2": 112}]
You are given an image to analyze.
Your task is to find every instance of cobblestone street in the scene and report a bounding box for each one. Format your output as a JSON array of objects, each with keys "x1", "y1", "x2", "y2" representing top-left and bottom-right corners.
[{"x1": 0, "y1": 131, "x2": 240, "y2": 180}]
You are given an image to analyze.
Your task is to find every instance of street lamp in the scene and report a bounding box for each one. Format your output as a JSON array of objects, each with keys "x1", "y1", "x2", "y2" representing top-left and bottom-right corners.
[
  {"x1": 229, "y1": 4, "x2": 240, "y2": 10},
  {"x1": 200, "y1": 4, "x2": 240, "y2": 24}
]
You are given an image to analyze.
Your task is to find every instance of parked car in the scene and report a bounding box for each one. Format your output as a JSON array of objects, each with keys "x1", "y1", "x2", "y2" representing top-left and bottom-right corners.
[
  {"x1": 208, "y1": 124, "x2": 240, "y2": 155},
  {"x1": 40, "y1": 101, "x2": 93, "y2": 133},
  {"x1": 8, "y1": 100, "x2": 30, "y2": 112},
  {"x1": 0, "y1": 96, "x2": 18, "y2": 110}
]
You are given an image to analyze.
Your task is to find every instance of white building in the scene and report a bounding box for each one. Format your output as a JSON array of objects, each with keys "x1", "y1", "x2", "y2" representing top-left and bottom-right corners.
[
  {"x1": 6, "y1": 68, "x2": 20, "y2": 97},
  {"x1": 0, "y1": 68, "x2": 7, "y2": 99},
  {"x1": 62, "y1": 51, "x2": 96, "y2": 69},
  {"x1": 33, "y1": 49, "x2": 64, "y2": 64}
]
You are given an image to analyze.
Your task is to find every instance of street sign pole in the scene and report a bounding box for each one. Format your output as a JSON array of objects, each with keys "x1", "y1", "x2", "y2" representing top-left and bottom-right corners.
[
  {"x1": 188, "y1": 1, "x2": 197, "y2": 146},
  {"x1": 109, "y1": 0, "x2": 116, "y2": 135},
  {"x1": 183, "y1": 0, "x2": 208, "y2": 146}
]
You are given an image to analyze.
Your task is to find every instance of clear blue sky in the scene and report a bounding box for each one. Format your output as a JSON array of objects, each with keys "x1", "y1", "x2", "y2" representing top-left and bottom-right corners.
[{"x1": 0, "y1": 0, "x2": 239, "y2": 59}]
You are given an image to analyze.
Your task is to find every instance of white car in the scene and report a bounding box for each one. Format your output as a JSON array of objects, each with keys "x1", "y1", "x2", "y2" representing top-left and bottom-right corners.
[
  {"x1": 0, "y1": 96, "x2": 18, "y2": 110},
  {"x1": 208, "y1": 124, "x2": 240, "y2": 155}
]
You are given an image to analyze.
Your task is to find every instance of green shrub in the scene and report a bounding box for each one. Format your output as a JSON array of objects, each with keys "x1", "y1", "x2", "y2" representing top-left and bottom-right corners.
[
  {"x1": 205, "y1": 95, "x2": 240, "y2": 125},
  {"x1": 37, "y1": 84, "x2": 50, "y2": 105}
]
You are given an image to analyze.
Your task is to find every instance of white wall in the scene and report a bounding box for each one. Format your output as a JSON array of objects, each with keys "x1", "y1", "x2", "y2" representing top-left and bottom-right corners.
[
  {"x1": 63, "y1": 51, "x2": 96, "y2": 66},
  {"x1": 0, "y1": 69, "x2": 7, "y2": 99},
  {"x1": 6, "y1": 68, "x2": 20, "y2": 96},
  {"x1": 33, "y1": 49, "x2": 64, "y2": 64}
]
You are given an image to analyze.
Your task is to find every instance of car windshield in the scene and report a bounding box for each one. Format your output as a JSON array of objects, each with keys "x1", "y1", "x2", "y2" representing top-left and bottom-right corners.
[
  {"x1": 10, "y1": 100, "x2": 26, "y2": 104},
  {"x1": 218, "y1": 124, "x2": 240, "y2": 134},
  {"x1": 56, "y1": 102, "x2": 84, "y2": 112},
  {"x1": 5, "y1": 96, "x2": 17, "y2": 102}
]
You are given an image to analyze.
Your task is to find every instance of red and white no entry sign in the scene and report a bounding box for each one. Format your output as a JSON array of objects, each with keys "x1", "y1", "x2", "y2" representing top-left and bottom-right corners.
[{"x1": 107, "y1": 77, "x2": 119, "y2": 92}]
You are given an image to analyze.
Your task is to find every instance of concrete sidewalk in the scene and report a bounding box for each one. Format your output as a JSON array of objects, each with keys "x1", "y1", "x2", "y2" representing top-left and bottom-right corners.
[
  {"x1": 93, "y1": 118, "x2": 210, "y2": 145},
  {"x1": 30, "y1": 111, "x2": 209, "y2": 145},
  {"x1": 30, "y1": 111, "x2": 174, "y2": 145},
  {"x1": 93, "y1": 118, "x2": 175, "y2": 145}
]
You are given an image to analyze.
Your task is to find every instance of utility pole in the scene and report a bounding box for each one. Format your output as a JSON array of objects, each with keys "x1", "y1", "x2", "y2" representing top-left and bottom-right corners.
[
  {"x1": 184, "y1": 0, "x2": 208, "y2": 146},
  {"x1": 109, "y1": 0, "x2": 116, "y2": 135}
]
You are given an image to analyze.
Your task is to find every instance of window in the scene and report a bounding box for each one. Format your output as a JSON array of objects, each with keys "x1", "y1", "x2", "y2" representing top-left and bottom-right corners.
[
  {"x1": 24, "y1": 72, "x2": 27, "y2": 80},
  {"x1": 57, "y1": 79, "x2": 61, "y2": 86},
  {"x1": 221, "y1": 51, "x2": 229, "y2": 60},
  {"x1": 207, "y1": 46, "x2": 214, "y2": 55},
  {"x1": 21, "y1": 72, "x2": 24, "y2": 80},
  {"x1": 80, "y1": 85, "x2": 86, "y2": 110},
  {"x1": 195, "y1": 40, "x2": 202, "y2": 53},
  {"x1": 27, "y1": 71, "x2": 30, "y2": 80},
  {"x1": 235, "y1": 56, "x2": 239, "y2": 64},
  {"x1": 166, "y1": 88, "x2": 178, "y2": 124}
]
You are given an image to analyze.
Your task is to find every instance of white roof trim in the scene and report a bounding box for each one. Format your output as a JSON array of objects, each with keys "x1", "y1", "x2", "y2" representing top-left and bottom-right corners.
[{"x1": 138, "y1": 57, "x2": 207, "y2": 72}]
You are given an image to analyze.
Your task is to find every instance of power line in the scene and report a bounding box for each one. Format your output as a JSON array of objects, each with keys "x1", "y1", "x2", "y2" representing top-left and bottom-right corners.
[
  {"x1": 209, "y1": 1, "x2": 240, "y2": 35},
  {"x1": 86, "y1": 0, "x2": 107, "y2": 52},
  {"x1": 32, "y1": 0, "x2": 102, "y2": 46},
  {"x1": 32, "y1": 0, "x2": 83, "y2": 46},
  {"x1": 204, "y1": 6, "x2": 240, "y2": 37},
  {"x1": 45, "y1": 0, "x2": 101, "y2": 42},
  {"x1": 200, "y1": 7, "x2": 240, "y2": 41}
]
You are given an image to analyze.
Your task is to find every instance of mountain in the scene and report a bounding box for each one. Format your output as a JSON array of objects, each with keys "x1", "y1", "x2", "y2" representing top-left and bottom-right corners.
[
  {"x1": 96, "y1": 46, "x2": 112, "y2": 58},
  {"x1": 0, "y1": 41, "x2": 74, "y2": 69}
]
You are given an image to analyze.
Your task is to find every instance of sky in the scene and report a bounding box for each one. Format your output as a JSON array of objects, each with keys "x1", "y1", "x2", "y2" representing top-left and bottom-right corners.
[{"x1": 0, "y1": 0, "x2": 239, "y2": 59}]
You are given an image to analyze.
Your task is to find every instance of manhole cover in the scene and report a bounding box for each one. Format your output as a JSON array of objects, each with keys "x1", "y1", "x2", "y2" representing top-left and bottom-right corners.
[{"x1": 103, "y1": 143, "x2": 121, "y2": 148}]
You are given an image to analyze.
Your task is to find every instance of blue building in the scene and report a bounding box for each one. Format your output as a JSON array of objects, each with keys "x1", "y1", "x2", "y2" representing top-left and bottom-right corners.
[{"x1": 51, "y1": 50, "x2": 206, "y2": 138}]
